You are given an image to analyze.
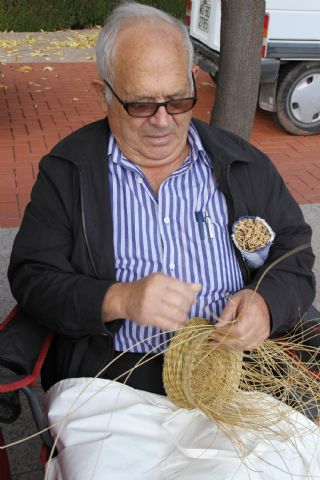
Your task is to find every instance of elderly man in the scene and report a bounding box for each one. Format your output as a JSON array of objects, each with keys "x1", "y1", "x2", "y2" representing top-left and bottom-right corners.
[{"x1": 8, "y1": 2, "x2": 315, "y2": 395}]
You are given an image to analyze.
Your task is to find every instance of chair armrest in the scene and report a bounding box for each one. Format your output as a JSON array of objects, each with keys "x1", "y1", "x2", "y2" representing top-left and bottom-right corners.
[
  {"x1": 0, "y1": 306, "x2": 53, "y2": 424},
  {"x1": 0, "y1": 306, "x2": 53, "y2": 392}
]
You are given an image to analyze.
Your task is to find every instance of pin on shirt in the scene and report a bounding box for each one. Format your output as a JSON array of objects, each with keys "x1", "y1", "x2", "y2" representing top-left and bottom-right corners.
[
  {"x1": 195, "y1": 211, "x2": 205, "y2": 240},
  {"x1": 204, "y1": 211, "x2": 215, "y2": 239},
  {"x1": 195, "y1": 211, "x2": 214, "y2": 240}
]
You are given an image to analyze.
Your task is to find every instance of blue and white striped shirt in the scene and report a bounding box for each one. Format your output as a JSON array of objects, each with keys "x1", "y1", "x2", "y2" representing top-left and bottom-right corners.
[{"x1": 108, "y1": 122, "x2": 244, "y2": 353}]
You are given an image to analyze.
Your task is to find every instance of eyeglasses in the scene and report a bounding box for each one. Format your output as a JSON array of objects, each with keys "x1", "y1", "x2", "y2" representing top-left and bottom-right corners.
[{"x1": 103, "y1": 73, "x2": 197, "y2": 118}]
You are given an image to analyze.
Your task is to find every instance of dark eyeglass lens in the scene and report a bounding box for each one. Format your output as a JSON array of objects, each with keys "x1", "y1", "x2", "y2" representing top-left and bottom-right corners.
[
  {"x1": 127, "y1": 98, "x2": 196, "y2": 117},
  {"x1": 127, "y1": 103, "x2": 156, "y2": 117},
  {"x1": 167, "y1": 98, "x2": 194, "y2": 114}
]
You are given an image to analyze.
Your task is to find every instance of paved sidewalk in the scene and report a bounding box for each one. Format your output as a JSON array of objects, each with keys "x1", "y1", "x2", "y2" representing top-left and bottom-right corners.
[{"x1": 0, "y1": 29, "x2": 98, "y2": 63}]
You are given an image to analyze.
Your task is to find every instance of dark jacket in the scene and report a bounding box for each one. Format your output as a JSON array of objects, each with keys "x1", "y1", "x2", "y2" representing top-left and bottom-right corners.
[{"x1": 8, "y1": 118, "x2": 315, "y2": 388}]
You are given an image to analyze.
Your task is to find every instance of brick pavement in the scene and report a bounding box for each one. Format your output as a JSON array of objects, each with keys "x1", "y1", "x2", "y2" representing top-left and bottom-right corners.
[{"x1": 0, "y1": 63, "x2": 320, "y2": 227}]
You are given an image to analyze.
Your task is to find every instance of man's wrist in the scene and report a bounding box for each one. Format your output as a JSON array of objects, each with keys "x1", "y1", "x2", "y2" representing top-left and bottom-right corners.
[{"x1": 102, "y1": 283, "x2": 127, "y2": 322}]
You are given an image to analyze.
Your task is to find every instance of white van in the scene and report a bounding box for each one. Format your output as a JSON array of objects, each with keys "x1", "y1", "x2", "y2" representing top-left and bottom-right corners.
[{"x1": 186, "y1": 0, "x2": 320, "y2": 135}]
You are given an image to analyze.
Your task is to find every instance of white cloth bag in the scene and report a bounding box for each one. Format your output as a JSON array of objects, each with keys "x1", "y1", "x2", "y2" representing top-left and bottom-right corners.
[{"x1": 45, "y1": 377, "x2": 320, "y2": 480}]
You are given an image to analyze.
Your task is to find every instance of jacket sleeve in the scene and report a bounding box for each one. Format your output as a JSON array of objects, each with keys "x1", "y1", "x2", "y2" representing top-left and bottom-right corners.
[
  {"x1": 8, "y1": 155, "x2": 117, "y2": 339},
  {"x1": 244, "y1": 154, "x2": 316, "y2": 336}
]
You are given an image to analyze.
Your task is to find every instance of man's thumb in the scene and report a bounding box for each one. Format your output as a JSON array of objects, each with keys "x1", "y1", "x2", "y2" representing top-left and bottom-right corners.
[
  {"x1": 190, "y1": 283, "x2": 202, "y2": 293},
  {"x1": 216, "y1": 298, "x2": 237, "y2": 328}
]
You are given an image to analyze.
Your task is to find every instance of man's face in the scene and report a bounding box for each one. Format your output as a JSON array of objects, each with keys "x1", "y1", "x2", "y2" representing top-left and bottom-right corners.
[{"x1": 106, "y1": 24, "x2": 194, "y2": 170}]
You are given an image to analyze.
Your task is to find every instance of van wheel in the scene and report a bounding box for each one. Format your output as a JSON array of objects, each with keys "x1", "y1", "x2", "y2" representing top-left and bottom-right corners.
[{"x1": 274, "y1": 62, "x2": 320, "y2": 135}]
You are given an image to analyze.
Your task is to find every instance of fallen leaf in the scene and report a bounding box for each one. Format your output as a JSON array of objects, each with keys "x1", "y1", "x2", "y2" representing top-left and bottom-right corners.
[
  {"x1": 44, "y1": 47, "x2": 64, "y2": 55},
  {"x1": 17, "y1": 65, "x2": 32, "y2": 73},
  {"x1": 0, "y1": 83, "x2": 7, "y2": 89},
  {"x1": 42, "y1": 66, "x2": 54, "y2": 71},
  {"x1": 0, "y1": 39, "x2": 21, "y2": 48},
  {"x1": 51, "y1": 32, "x2": 98, "y2": 49},
  {"x1": 30, "y1": 51, "x2": 45, "y2": 57},
  {"x1": 25, "y1": 34, "x2": 37, "y2": 45},
  {"x1": 72, "y1": 97, "x2": 79, "y2": 101}
]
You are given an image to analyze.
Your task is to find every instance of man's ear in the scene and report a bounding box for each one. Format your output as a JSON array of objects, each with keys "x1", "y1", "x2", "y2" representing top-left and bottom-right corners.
[
  {"x1": 92, "y1": 80, "x2": 108, "y2": 113},
  {"x1": 192, "y1": 64, "x2": 200, "y2": 79}
]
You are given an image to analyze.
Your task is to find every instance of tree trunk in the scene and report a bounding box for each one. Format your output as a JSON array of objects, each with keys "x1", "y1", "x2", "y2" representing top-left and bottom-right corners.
[{"x1": 210, "y1": 0, "x2": 266, "y2": 140}]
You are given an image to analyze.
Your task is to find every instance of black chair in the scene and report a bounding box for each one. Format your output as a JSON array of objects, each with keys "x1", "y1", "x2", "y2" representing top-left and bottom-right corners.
[{"x1": 0, "y1": 306, "x2": 54, "y2": 477}]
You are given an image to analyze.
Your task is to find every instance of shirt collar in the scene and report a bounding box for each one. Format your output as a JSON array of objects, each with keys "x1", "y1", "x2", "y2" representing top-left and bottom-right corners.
[
  {"x1": 107, "y1": 120, "x2": 212, "y2": 171},
  {"x1": 188, "y1": 120, "x2": 212, "y2": 168}
]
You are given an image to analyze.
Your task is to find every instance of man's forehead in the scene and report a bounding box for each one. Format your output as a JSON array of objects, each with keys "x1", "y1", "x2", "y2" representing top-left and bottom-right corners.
[
  {"x1": 114, "y1": 21, "x2": 187, "y2": 67},
  {"x1": 112, "y1": 26, "x2": 189, "y2": 93},
  {"x1": 116, "y1": 19, "x2": 183, "y2": 44},
  {"x1": 117, "y1": 70, "x2": 190, "y2": 101}
]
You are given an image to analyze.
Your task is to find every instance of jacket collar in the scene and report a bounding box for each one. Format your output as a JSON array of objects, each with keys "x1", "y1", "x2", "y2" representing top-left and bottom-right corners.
[
  {"x1": 50, "y1": 116, "x2": 253, "y2": 168},
  {"x1": 193, "y1": 119, "x2": 254, "y2": 166},
  {"x1": 50, "y1": 118, "x2": 111, "y2": 165}
]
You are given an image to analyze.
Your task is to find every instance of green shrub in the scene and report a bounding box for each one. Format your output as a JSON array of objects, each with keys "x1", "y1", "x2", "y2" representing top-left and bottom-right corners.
[{"x1": 0, "y1": 0, "x2": 186, "y2": 32}]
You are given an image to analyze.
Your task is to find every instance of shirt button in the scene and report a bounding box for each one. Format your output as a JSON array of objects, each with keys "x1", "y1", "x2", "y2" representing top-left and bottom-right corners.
[
  {"x1": 164, "y1": 217, "x2": 170, "y2": 224},
  {"x1": 169, "y1": 263, "x2": 175, "y2": 271},
  {"x1": 136, "y1": 176, "x2": 143, "y2": 184}
]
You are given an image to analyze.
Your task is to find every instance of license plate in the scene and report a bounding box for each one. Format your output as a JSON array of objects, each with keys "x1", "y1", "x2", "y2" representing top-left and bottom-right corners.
[{"x1": 198, "y1": 0, "x2": 211, "y2": 32}]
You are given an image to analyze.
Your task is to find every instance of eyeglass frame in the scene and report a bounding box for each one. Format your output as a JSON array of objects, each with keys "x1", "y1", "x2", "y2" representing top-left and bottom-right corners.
[{"x1": 103, "y1": 72, "x2": 197, "y2": 117}]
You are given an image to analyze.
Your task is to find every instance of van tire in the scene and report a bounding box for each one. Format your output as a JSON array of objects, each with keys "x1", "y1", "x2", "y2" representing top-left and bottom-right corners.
[{"x1": 274, "y1": 62, "x2": 320, "y2": 136}]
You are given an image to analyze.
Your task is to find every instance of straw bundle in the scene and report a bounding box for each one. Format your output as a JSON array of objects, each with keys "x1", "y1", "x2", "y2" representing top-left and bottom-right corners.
[
  {"x1": 233, "y1": 217, "x2": 271, "y2": 252},
  {"x1": 163, "y1": 317, "x2": 320, "y2": 431}
]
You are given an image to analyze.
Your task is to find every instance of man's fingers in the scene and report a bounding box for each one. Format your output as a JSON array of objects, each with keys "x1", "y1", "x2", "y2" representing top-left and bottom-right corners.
[
  {"x1": 164, "y1": 280, "x2": 201, "y2": 312},
  {"x1": 169, "y1": 279, "x2": 201, "y2": 300},
  {"x1": 128, "y1": 274, "x2": 202, "y2": 331},
  {"x1": 210, "y1": 290, "x2": 271, "y2": 351},
  {"x1": 216, "y1": 296, "x2": 239, "y2": 328},
  {"x1": 190, "y1": 282, "x2": 202, "y2": 293}
]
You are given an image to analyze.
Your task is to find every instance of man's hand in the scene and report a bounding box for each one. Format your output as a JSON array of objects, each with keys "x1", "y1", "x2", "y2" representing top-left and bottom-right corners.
[
  {"x1": 211, "y1": 289, "x2": 271, "y2": 351},
  {"x1": 102, "y1": 273, "x2": 201, "y2": 331}
]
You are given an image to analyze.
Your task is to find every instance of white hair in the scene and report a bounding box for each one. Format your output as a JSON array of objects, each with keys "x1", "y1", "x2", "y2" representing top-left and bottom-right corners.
[{"x1": 96, "y1": 1, "x2": 194, "y2": 103}]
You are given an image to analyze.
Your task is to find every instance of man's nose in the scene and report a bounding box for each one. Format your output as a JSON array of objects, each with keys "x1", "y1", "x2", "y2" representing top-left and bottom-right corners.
[{"x1": 149, "y1": 105, "x2": 171, "y2": 127}]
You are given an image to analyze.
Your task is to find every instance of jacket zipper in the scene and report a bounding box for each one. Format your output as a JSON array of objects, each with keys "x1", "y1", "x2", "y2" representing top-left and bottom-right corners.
[
  {"x1": 78, "y1": 164, "x2": 99, "y2": 278},
  {"x1": 78, "y1": 164, "x2": 114, "y2": 337}
]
